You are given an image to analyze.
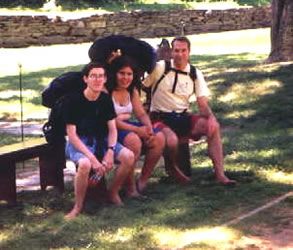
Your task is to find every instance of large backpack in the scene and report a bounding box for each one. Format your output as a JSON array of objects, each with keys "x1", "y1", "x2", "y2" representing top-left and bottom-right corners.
[
  {"x1": 42, "y1": 71, "x2": 84, "y2": 108},
  {"x1": 42, "y1": 71, "x2": 85, "y2": 144}
]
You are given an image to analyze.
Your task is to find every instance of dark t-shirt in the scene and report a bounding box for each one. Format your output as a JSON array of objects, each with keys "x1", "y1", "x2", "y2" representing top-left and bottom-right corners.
[{"x1": 62, "y1": 91, "x2": 116, "y2": 138}]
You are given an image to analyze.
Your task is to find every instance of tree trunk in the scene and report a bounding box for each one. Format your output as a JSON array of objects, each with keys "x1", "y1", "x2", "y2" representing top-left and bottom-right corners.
[{"x1": 266, "y1": 0, "x2": 293, "y2": 63}]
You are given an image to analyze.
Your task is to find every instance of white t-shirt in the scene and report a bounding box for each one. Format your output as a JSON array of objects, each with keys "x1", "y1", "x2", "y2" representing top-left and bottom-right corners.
[{"x1": 143, "y1": 60, "x2": 210, "y2": 113}]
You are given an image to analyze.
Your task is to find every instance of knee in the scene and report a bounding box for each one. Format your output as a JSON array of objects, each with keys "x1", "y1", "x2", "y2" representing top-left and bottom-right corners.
[
  {"x1": 77, "y1": 158, "x2": 91, "y2": 176},
  {"x1": 124, "y1": 133, "x2": 142, "y2": 159},
  {"x1": 166, "y1": 133, "x2": 178, "y2": 149},
  {"x1": 207, "y1": 117, "x2": 220, "y2": 136},
  {"x1": 119, "y1": 148, "x2": 135, "y2": 169},
  {"x1": 154, "y1": 132, "x2": 166, "y2": 150}
]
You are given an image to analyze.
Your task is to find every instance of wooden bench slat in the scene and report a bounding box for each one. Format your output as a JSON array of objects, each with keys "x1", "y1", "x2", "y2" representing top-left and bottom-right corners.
[{"x1": 0, "y1": 138, "x2": 51, "y2": 163}]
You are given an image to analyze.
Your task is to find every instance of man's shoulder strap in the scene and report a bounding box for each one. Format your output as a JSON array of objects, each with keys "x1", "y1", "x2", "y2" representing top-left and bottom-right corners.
[
  {"x1": 151, "y1": 60, "x2": 171, "y2": 96},
  {"x1": 151, "y1": 61, "x2": 197, "y2": 97},
  {"x1": 189, "y1": 64, "x2": 197, "y2": 82}
]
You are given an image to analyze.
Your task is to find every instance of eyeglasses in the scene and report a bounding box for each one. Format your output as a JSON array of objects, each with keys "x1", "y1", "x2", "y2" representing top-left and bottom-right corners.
[{"x1": 88, "y1": 74, "x2": 105, "y2": 80}]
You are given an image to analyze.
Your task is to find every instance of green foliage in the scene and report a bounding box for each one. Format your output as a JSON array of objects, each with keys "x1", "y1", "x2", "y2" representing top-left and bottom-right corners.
[
  {"x1": 0, "y1": 0, "x2": 46, "y2": 8},
  {"x1": 0, "y1": 0, "x2": 271, "y2": 10},
  {"x1": 236, "y1": 0, "x2": 270, "y2": 7}
]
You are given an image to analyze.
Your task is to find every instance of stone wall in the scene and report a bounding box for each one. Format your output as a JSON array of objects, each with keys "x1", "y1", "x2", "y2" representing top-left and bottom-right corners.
[{"x1": 0, "y1": 6, "x2": 271, "y2": 48}]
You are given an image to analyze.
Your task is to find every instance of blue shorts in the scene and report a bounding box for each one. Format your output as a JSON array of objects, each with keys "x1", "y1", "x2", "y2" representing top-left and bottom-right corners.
[
  {"x1": 66, "y1": 136, "x2": 124, "y2": 164},
  {"x1": 117, "y1": 120, "x2": 161, "y2": 144}
]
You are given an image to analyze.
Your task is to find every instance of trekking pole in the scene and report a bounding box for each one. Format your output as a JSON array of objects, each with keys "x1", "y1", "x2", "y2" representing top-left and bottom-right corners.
[
  {"x1": 180, "y1": 19, "x2": 185, "y2": 36},
  {"x1": 18, "y1": 63, "x2": 24, "y2": 142}
]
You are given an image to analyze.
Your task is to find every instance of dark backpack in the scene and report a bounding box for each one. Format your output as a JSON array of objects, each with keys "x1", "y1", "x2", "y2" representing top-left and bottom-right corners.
[
  {"x1": 42, "y1": 71, "x2": 84, "y2": 108},
  {"x1": 42, "y1": 96, "x2": 67, "y2": 144},
  {"x1": 42, "y1": 72, "x2": 85, "y2": 144},
  {"x1": 143, "y1": 60, "x2": 197, "y2": 112}
]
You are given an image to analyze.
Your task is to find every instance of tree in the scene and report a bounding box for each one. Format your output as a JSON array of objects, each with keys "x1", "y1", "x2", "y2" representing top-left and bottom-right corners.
[{"x1": 266, "y1": 0, "x2": 293, "y2": 63}]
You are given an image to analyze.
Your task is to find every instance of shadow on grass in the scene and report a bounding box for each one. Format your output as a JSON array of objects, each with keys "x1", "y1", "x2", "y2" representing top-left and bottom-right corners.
[
  {"x1": 190, "y1": 55, "x2": 293, "y2": 174},
  {"x1": 0, "y1": 53, "x2": 292, "y2": 249},
  {"x1": 55, "y1": 2, "x2": 189, "y2": 12},
  {"x1": 0, "y1": 64, "x2": 84, "y2": 105},
  {"x1": 0, "y1": 166, "x2": 291, "y2": 249}
]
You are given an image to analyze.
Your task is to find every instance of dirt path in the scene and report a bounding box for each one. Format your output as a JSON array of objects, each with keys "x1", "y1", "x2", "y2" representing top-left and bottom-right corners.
[{"x1": 223, "y1": 217, "x2": 293, "y2": 250}]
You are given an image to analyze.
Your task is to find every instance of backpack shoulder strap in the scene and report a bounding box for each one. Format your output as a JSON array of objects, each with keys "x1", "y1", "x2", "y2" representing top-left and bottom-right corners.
[
  {"x1": 151, "y1": 60, "x2": 171, "y2": 96},
  {"x1": 189, "y1": 65, "x2": 197, "y2": 81},
  {"x1": 189, "y1": 65, "x2": 197, "y2": 93}
]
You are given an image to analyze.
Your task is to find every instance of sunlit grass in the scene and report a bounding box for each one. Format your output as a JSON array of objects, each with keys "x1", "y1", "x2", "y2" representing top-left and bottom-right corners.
[
  {"x1": 0, "y1": 25, "x2": 292, "y2": 249},
  {"x1": 262, "y1": 170, "x2": 293, "y2": 185},
  {"x1": 190, "y1": 28, "x2": 270, "y2": 55},
  {"x1": 0, "y1": 90, "x2": 39, "y2": 99},
  {"x1": 0, "y1": 100, "x2": 48, "y2": 120},
  {"x1": 154, "y1": 226, "x2": 240, "y2": 248},
  {"x1": 0, "y1": 43, "x2": 91, "y2": 77}
]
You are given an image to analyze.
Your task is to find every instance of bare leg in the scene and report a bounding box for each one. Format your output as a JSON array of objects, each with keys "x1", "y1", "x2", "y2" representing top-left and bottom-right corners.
[
  {"x1": 108, "y1": 147, "x2": 134, "y2": 205},
  {"x1": 207, "y1": 124, "x2": 235, "y2": 184},
  {"x1": 192, "y1": 117, "x2": 236, "y2": 184},
  {"x1": 122, "y1": 133, "x2": 142, "y2": 198},
  {"x1": 161, "y1": 127, "x2": 191, "y2": 183},
  {"x1": 64, "y1": 158, "x2": 91, "y2": 220},
  {"x1": 136, "y1": 132, "x2": 165, "y2": 192}
]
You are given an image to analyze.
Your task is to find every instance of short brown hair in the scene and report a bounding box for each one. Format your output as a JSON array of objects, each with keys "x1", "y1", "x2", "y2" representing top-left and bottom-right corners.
[
  {"x1": 82, "y1": 62, "x2": 106, "y2": 77},
  {"x1": 171, "y1": 36, "x2": 191, "y2": 50}
]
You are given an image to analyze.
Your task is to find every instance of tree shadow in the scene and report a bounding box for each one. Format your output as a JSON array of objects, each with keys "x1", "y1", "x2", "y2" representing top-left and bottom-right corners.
[
  {"x1": 189, "y1": 54, "x2": 293, "y2": 175},
  {"x1": 56, "y1": 1, "x2": 189, "y2": 12},
  {"x1": 0, "y1": 164, "x2": 291, "y2": 249},
  {"x1": 1, "y1": 53, "x2": 292, "y2": 249},
  {"x1": 0, "y1": 64, "x2": 84, "y2": 105}
]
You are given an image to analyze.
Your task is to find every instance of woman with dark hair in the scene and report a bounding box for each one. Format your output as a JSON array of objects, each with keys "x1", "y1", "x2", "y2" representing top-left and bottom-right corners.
[
  {"x1": 106, "y1": 56, "x2": 190, "y2": 195},
  {"x1": 106, "y1": 56, "x2": 166, "y2": 195}
]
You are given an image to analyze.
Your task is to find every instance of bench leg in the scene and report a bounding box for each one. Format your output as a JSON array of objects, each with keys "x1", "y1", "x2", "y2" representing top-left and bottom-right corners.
[
  {"x1": 0, "y1": 160, "x2": 17, "y2": 205},
  {"x1": 177, "y1": 143, "x2": 192, "y2": 177},
  {"x1": 39, "y1": 144, "x2": 65, "y2": 192},
  {"x1": 86, "y1": 177, "x2": 108, "y2": 202},
  {"x1": 163, "y1": 142, "x2": 192, "y2": 177}
]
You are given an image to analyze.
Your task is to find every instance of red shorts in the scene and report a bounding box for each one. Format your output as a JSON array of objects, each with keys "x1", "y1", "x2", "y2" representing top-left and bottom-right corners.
[{"x1": 150, "y1": 112, "x2": 202, "y2": 141}]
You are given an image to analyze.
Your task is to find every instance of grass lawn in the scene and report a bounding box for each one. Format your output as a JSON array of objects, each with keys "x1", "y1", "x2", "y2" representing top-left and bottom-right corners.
[{"x1": 0, "y1": 28, "x2": 292, "y2": 249}]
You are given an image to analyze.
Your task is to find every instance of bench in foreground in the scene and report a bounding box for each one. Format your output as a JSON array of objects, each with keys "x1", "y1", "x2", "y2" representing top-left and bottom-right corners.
[{"x1": 0, "y1": 138, "x2": 65, "y2": 205}]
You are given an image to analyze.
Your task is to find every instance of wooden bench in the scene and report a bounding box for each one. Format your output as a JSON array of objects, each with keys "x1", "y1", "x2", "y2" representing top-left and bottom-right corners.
[{"x1": 0, "y1": 137, "x2": 65, "y2": 205}]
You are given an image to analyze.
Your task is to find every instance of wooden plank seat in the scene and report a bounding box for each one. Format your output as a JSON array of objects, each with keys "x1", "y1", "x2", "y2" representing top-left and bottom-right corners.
[{"x1": 0, "y1": 137, "x2": 65, "y2": 205}]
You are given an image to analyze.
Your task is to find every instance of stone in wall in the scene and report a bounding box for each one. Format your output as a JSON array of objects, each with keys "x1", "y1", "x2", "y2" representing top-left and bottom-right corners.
[{"x1": 0, "y1": 6, "x2": 271, "y2": 48}]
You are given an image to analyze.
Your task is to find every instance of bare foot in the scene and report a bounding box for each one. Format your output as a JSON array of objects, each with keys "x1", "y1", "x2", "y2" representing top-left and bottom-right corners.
[
  {"x1": 136, "y1": 178, "x2": 147, "y2": 194},
  {"x1": 64, "y1": 208, "x2": 81, "y2": 220},
  {"x1": 108, "y1": 194, "x2": 124, "y2": 207},
  {"x1": 126, "y1": 190, "x2": 141, "y2": 198},
  {"x1": 171, "y1": 166, "x2": 191, "y2": 184},
  {"x1": 217, "y1": 176, "x2": 237, "y2": 186}
]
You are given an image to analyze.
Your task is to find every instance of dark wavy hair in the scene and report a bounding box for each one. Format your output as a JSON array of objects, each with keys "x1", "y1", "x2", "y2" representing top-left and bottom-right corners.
[{"x1": 106, "y1": 55, "x2": 141, "y2": 96}]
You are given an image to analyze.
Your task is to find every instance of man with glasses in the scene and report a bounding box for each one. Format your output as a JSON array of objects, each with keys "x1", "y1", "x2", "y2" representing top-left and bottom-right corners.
[{"x1": 63, "y1": 62, "x2": 134, "y2": 219}]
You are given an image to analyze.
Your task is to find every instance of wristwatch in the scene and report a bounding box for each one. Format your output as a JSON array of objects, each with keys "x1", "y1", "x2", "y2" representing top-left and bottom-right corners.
[{"x1": 107, "y1": 146, "x2": 115, "y2": 151}]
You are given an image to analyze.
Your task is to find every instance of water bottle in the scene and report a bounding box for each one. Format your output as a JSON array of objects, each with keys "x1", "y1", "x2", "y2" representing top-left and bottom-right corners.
[{"x1": 88, "y1": 162, "x2": 107, "y2": 187}]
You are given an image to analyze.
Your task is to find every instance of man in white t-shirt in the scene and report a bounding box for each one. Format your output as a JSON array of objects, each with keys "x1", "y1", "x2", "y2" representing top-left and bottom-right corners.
[{"x1": 144, "y1": 36, "x2": 235, "y2": 185}]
